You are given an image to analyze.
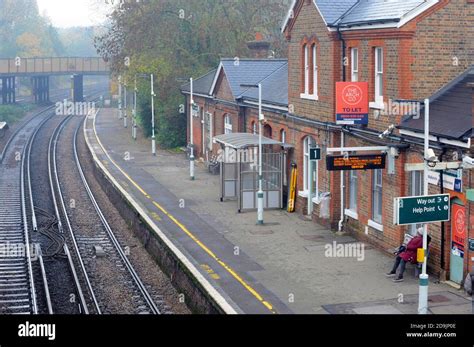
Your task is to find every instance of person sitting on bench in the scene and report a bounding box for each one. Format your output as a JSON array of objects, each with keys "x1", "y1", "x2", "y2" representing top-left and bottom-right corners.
[{"x1": 386, "y1": 228, "x2": 431, "y2": 282}]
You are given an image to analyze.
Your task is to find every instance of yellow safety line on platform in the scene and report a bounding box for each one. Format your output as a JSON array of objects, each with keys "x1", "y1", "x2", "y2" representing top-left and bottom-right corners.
[{"x1": 91, "y1": 110, "x2": 276, "y2": 314}]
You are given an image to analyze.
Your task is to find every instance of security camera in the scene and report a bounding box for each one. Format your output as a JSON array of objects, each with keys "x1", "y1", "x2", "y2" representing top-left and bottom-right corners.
[
  {"x1": 378, "y1": 124, "x2": 395, "y2": 139},
  {"x1": 426, "y1": 148, "x2": 437, "y2": 162},
  {"x1": 463, "y1": 156, "x2": 474, "y2": 167},
  {"x1": 389, "y1": 147, "x2": 400, "y2": 158}
]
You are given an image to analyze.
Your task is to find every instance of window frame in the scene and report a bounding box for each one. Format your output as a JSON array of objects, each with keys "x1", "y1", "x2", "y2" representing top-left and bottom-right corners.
[
  {"x1": 349, "y1": 170, "x2": 358, "y2": 212},
  {"x1": 372, "y1": 169, "x2": 383, "y2": 225},
  {"x1": 224, "y1": 114, "x2": 233, "y2": 134},
  {"x1": 300, "y1": 42, "x2": 318, "y2": 101},
  {"x1": 351, "y1": 48, "x2": 359, "y2": 82},
  {"x1": 301, "y1": 136, "x2": 318, "y2": 197},
  {"x1": 374, "y1": 47, "x2": 384, "y2": 104},
  {"x1": 281, "y1": 129, "x2": 287, "y2": 186},
  {"x1": 312, "y1": 44, "x2": 318, "y2": 98},
  {"x1": 304, "y1": 44, "x2": 309, "y2": 95},
  {"x1": 205, "y1": 112, "x2": 213, "y2": 151}
]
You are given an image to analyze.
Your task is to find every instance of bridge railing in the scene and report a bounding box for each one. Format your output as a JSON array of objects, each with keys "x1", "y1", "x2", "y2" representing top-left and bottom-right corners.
[{"x1": 0, "y1": 57, "x2": 109, "y2": 76}]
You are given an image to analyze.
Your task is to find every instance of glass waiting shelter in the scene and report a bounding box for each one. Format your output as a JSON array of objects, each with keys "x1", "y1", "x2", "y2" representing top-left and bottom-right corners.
[{"x1": 214, "y1": 133, "x2": 292, "y2": 212}]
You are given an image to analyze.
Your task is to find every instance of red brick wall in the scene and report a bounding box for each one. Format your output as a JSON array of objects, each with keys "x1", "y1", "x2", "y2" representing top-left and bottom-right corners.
[
  {"x1": 284, "y1": 0, "x2": 344, "y2": 228},
  {"x1": 411, "y1": 0, "x2": 474, "y2": 99},
  {"x1": 215, "y1": 71, "x2": 234, "y2": 102},
  {"x1": 286, "y1": 1, "x2": 336, "y2": 123},
  {"x1": 187, "y1": 95, "x2": 206, "y2": 159},
  {"x1": 213, "y1": 72, "x2": 240, "y2": 135},
  {"x1": 284, "y1": 0, "x2": 474, "y2": 280}
]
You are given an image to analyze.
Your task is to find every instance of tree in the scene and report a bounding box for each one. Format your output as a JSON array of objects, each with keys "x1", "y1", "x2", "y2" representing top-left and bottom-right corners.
[
  {"x1": 0, "y1": 0, "x2": 65, "y2": 57},
  {"x1": 94, "y1": 0, "x2": 288, "y2": 148}
]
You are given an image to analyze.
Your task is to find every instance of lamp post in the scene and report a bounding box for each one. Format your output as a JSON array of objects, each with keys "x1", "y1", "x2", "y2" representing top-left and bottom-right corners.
[
  {"x1": 118, "y1": 75, "x2": 123, "y2": 119},
  {"x1": 189, "y1": 77, "x2": 195, "y2": 180},
  {"x1": 418, "y1": 98, "x2": 430, "y2": 314},
  {"x1": 151, "y1": 74, "x2": 156, "y2": 156},
  {"x1": 123, "y1": 81, "x2": 128, "y2": 128},
  {"x1": 241, "y1": 83, "x2": 264, "y2": 225},
  {"x1": 136, "y1": 73, "x2": 157, "y2": 155},
  {"x1": 132, "y1": 76, "x2": 137, "y2": 140}
]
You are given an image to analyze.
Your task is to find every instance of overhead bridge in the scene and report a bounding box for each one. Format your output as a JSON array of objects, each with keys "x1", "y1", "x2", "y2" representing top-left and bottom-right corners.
[{"x1": 0, "y1": 57, "x2": 110, "y2": 104}]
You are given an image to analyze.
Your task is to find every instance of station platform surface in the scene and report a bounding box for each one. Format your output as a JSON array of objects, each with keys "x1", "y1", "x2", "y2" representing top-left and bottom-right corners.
[{"x1": 85, "y1": 108, "x2": 472, "y2": 314}]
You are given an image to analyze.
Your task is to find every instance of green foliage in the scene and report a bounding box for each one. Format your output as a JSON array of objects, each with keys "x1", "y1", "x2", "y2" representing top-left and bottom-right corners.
[
  {"x1": 136, "y1": 82, "x2": 152, "y2": 137},
  {"x1": 95, "y1": 0, "x2": 288, "y2": 149},
  {"x1": 0, "y1": 104, "x2": 31, "y2": 124},
  {"x1": 135, "y1": 77, "x2": 186, "y2": 148},
  {"x1": 156, "y1": 94, "x2": 187, "y2": 149}
]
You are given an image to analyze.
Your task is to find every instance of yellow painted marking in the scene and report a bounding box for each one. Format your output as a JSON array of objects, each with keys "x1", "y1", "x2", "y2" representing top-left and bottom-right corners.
[
  {"x1": 93, "y1": 119, "x2": 149, "y2": 197},
  {"x1": 150, "y1": 212, "x2": 162, "y2": 222},
  {"x1": 92, "y1": 111, "x2": 275, "y2": 314},
  {"x1": 201, "y1": 264, "x2": 221, "y2": 280}
]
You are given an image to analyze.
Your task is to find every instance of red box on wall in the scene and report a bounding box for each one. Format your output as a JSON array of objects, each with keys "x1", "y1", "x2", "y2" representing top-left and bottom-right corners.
[{"x1": 336, "y1": 82, "x2": 369, "y2": 125}]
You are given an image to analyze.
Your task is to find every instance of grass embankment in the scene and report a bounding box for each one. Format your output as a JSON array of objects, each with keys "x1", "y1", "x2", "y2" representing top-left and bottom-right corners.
[{"x1": 0, "y1": 104, "x2": 33, "y2": 124}]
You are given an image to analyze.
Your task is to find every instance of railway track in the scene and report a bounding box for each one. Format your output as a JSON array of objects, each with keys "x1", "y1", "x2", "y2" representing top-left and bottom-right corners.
[
  {"x1": 74, "y1": 116, "x2": 160, "y2": 314},
  {"x1": 0, "y1": 89, "x2": 108, "y2": 315},
  {"x1": 47, "y1": 115, "x2": 95, "y2": 314},
  {"x1": 0, "y1": 106, "x2": 56, "y2": 314},
  {"x1": 1, "y1": 89, "x2": 163, "y2": 314},
  {"x1": 45, "y1": 112, "x2": 161, "y2": 314}
]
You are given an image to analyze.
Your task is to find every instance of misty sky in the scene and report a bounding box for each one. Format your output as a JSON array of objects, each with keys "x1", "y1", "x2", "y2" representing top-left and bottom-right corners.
[{"x1": 37, "y1": 0, "x2": 110, "y2": 28}]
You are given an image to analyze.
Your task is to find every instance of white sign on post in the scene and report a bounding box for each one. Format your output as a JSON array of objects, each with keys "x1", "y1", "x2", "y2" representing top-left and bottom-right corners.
[{"x1": 427, "y1": 169, "x2": 462, "y2": 192}]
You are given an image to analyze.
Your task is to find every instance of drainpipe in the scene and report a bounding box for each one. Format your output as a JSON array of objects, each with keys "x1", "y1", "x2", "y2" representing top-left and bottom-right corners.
[
  {"x1": 337, "y1": 25, "x2": 347, "y2": 232},
  {"x1": 339, "y1": 131, "x2": 345, "y2": 232}
]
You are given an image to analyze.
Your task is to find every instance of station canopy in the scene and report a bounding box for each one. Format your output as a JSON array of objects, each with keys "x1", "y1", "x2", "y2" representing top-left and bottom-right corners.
[{"x1": 214, "y1": 133, "x2": 293, "y2": 149}]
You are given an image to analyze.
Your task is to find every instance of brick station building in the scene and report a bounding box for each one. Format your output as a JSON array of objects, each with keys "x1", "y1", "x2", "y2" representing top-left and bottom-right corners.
[
  {"x1": 280, "y1": 0, "x2": 474, "y2": 282},
  {"x1": 183, "y1": 0, "x2": 474, "y2": 283}
]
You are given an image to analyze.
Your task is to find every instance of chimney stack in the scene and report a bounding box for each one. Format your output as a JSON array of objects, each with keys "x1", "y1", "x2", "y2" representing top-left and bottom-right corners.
[{"x1": 247, "y1": 33, "x2": 271, "y2": 59}]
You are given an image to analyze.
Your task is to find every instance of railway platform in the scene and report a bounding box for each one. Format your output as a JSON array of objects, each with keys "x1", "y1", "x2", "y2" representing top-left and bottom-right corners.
[{"x1": 84, "y1": 108, "x2": 471, "y2": 314}]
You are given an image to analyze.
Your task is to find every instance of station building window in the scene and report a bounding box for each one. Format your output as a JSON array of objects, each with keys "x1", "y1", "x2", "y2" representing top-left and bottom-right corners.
[
  {"x1": 224, "y1": 114, "x2": 233, "y2": 134},
  {"x1": 374, "y1": 47, "x2": 384, "y2": 104},
  {"x1": 349, "y1": 170, "x2": 358, "y2": 212},
  {"x1": 351, "y1": 48, "x2": 359, "y2": 82},
  {"x1": 372, "y1": 169, "x2": 383, "y2": 225},
  {"x1": 301, "y1": 136, "x2": 318, "y2": 197}
]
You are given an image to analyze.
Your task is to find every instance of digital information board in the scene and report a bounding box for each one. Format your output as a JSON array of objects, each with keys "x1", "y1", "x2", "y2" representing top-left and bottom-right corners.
[{"x1": 326, "y1": 154, "x2": 386, "y2": 171}]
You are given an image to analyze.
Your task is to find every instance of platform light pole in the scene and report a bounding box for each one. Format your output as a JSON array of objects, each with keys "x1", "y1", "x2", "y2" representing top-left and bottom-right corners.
[
  {"x1": 132, "y1": 76, "x2": 137, "y2": 140},
  {"x1": 118, "y1": 75, "x2": 123, "y2": 119},
  {"x1": 418, "y1": 98, "x2": 430, "y2": 314},
  {"x1": 151, "y1": 74, "x2": 156, "y2": 156},
  {"x1": 240, "y1": 83, "x2": 264, "y2": 225},
  {"x1": 189, "y1": 77, "x2": 195, "y2": 180},
  {"x1": 123, "y1": 81, "x2": 128, "y2": 128},
  {"x1": 137, "y1": 73, "x2": 157, "y2": 156}
]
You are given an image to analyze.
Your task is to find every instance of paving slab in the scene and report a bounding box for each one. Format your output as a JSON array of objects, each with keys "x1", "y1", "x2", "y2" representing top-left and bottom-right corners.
[{"x1": 323, "y1": 291, "x2": 472, "y2": 315}]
